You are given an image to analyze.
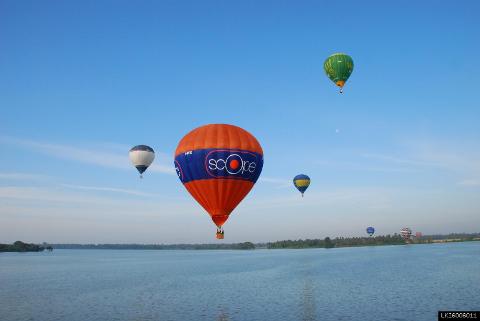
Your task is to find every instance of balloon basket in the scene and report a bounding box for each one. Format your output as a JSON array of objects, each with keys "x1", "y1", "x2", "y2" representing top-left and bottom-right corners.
[{"x1": 216, "y1": 232, "x2": 224, "y2": 240}]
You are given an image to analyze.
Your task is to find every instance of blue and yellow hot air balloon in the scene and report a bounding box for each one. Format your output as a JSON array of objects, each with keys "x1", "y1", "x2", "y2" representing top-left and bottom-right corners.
[
  {"x1": 366, "y1": 226, "x2": 375, "y2": 237},
  {"x1": 293, "y1": 174, "x2": 310, "y2": 197}
]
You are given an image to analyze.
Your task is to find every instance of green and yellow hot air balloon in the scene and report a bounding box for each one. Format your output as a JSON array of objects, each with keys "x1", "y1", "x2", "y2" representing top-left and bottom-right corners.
[{"x1": 323, "y1": 53, "x2": 354, "y2": 93}]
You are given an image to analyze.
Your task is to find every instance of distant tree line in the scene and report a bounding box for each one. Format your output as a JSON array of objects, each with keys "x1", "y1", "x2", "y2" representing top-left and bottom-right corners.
[
  {"x1": 418, "y1": 233, "x2": 480, "y2": 241},
  {"x1": 267, "y1": 233, "x2": 480, "y2": 249},
  {"x1": 4, "y1": 233, "x2": 478, "y2": 252},
  {"x1": 0, "y1": 241, "x2": 46, "y2": 252},
  {"x1": 267, "y1": 234, "x2": 406, "y2": 249},
  {"x1": 266, "y1": 236, "x2": 331, "y2": 249},
  {"x1": 51, "y1": 242, "x2": 256, "y2": 250},
  {"x1": 50, "y1": 233, "x2": 480, "y2": 250}
]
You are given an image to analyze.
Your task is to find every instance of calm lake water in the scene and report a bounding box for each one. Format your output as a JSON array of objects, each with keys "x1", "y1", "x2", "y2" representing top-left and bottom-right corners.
[{"x1": 1, "y1": 242, "x2": 479, "y2": 321}]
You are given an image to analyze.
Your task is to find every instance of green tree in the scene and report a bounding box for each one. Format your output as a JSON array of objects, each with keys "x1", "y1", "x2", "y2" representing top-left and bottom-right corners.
[{"x1": 324, "y1": 237, "x2": 334, "y2": 248}]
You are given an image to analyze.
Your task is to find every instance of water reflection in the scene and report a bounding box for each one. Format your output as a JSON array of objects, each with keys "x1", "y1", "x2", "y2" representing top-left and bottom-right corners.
[
  {"x1": 302, "y1": 278, "x2": 316, "y2": 321},
  {"x1": 216, "y1": 310, "x2": 229, "y2": 321},
  {"x1": 301, "y1": 259, "x2": 317, "y2": 321}
]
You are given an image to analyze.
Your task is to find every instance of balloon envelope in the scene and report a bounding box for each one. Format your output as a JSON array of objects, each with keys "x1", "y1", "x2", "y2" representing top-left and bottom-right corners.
[
  {"x1": 324, "y1": 53, "x2": 354, "y2": 91},
  {"x1": 293, "y1": 174, "x2": 310, "y2": 196},
  {"x1": 129, "y1": 145, "x2": 155, "y2": 174},
  {"x1": 174, "y1": 124, "x2": 263, "y2": 228},
  {"x1": 400, "y1": 227, "x2": 412, "y2": 240},
  {"x1": 366, "y1": 226, "x2": 375, "y2": 236}
]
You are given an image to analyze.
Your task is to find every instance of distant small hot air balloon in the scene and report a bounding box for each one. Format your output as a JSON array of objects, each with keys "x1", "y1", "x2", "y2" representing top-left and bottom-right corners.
[
  {"x1": 400, "y1": 227, "x2": 412, "y2": 242},
  {"x1": 366, "y1": 226, "x2": 375, "y2": 237},
  {"x1": 324, "y1": 53, "x2": 354, "y2": 93},
  {"x1": 129, "y1": 145, "x2": 155, "y2": 178},
  {"x1": 415, "y1": 232, "x2": 422, "y2": 238},
  {"x1": 174, "y1": 124, "x2": 263, "y2": 239},
  {"x1": 293, "y1": 174, "x2": 310, "y2": 197}
]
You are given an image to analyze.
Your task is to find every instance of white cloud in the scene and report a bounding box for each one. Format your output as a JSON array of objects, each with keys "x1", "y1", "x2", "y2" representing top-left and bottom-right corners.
[
  {"x1": 61, "y1": 184, "x2": 157, "y2": 197},
  {"x1": 0, "y1": 185, "x2": 193, "y2": 216},
  {"x1": 314, "y1": 159, "x2": 418, "y2": 173},
  {"x1": 0, "y1": 185, "x2": 207, "y2": 243},
  {"x1": 242, "y1": 187, "x2": 395, "y2": 212},
  {"x1": 0, "y1": 186, "x2": 115, "y2": 204},
  {"x1": 258, "y1": 177, "x2": 291, "y2": 188},
  {"x1": 406, "y1": 139, "x2": 480, "y2": 174},
  {"x1": 0, "y1": 136, "x2": 175, "y2": 175},
  {"x1": 357, "y1": 141, "x2": 480, "y2": 182},
  {"x1": 0, "y1": 172, "x2": 50, "y2": 180},
  {"x1": 458, "y1": 179, "x2": 480, "y2": 187},
  {"x1": 361, "y1": 153, "x2": 438, "y2": 167}
]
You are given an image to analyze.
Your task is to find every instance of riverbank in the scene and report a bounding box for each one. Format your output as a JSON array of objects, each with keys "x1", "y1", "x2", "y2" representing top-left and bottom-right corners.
[
  {"x1": 46, "y1": 233, "x2": 480, "y2": 250},
  {"x1": 0, "y1": 241, "x2": 45, "y2": 252}
]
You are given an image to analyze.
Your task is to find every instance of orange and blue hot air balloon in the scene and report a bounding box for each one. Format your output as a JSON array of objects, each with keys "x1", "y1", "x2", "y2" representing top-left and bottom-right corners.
[
  {"x1": 293, "y1": 174, "x2": 310, "y2": 197},
  {"x1": 174, "y1": 124, "x2": 264, "y2": 239}
]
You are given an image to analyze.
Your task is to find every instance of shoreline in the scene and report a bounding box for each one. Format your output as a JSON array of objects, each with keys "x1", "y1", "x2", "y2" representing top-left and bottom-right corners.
[{"x1": 2, "y1": 235, "x2": 479, "y2": 252}]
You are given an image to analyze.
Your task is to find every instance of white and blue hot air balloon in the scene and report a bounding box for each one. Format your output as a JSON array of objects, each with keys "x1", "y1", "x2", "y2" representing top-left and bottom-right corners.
[{"x1": 129, "y1": 145, "x2": 155, "y2": 178}]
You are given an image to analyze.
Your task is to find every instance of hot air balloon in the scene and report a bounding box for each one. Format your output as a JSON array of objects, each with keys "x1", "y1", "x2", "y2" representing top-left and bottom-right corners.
[
  {"x1": 400, "y1": 227, "x2": 412, "y2": 242},
  {"x1": 293, "y1": 174, "x2": 310, "y2": 197},
  {"x1": 366, "y1": 226, "x2": 375, "y2": 237},
  {"x1": 129, "y1": 145, "x2": 155, "y2": 178},
  {"x1": 324, "y1": 53, "x2": 354, "y2": 93},
  {"x1": 174, "y1": 124, "x2": 263, "y2": 239}
]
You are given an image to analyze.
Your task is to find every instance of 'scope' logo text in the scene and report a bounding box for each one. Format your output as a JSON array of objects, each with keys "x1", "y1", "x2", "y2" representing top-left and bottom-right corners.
[{"x1": 206, "y1": 150, "x2": 258, "y2": 178}]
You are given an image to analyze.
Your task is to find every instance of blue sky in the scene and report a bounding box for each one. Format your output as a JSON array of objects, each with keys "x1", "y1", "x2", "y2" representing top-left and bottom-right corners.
[{"x1": 1, "y1": 0, "x2": 479, "y2": 243}]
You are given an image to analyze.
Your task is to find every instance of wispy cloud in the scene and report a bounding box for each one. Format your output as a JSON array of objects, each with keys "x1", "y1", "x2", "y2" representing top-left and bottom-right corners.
[
  {"x1": 458, "y1": 179, "x2": 480, "y2": 187},
  {"x1": 239, "y1": 187, "x2": 396, "y2": 214},
  {"x1": 363, "y1": 141, "x2": 480, "y2": 187},
  {"x1": 61, "y1": 184, "x2": 157, "y2": 197},
  {"x1": 0, "y1": 136, "x2": 175, "y2": 175},
  {"x1": 360, "y1": 153, "x2": 438, "y2": 167},
  {"x1": 314, "y1": 159, "x2": 418, "y2": 173},
  {"x1": 414, "y1": 148, "x2": 480, "y2": 174},
  {"x1": 258, "y1": 177, "x2": 291, "y2": 188},
  {"x1": 0, "y1": 186, "x2": 101, "y2": 203},
  {"x1": 363, "y1": 150, "x2": 479, "y2": 174},
  {"x1": 0, "y1": 172, "x2": 50, "y2": 180},
  {"x1": 0, "y1": 185, "x2": 188, "y2": 209},
  {"x1": 0, "y1": 184, "x2": 204, "y2": 243}
]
